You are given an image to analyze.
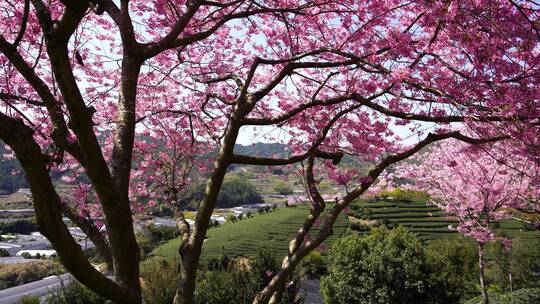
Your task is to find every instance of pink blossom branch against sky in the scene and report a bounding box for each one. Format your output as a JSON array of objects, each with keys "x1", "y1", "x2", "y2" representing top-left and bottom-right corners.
[{"x1": 1, "y1": 0, "x2": 539, "y2": 216}]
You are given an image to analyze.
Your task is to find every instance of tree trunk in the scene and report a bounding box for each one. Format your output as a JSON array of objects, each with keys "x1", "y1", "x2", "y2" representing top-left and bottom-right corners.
[
  {"x1": 0, "y1": 115, "x2": 137, "y2": 303},
  {"x1": 478, "y1": 243, "x2": 490, "y2": 304}
]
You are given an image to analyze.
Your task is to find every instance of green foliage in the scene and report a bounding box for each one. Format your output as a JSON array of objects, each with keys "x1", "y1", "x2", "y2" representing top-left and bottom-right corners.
[
  {"x1": 46, "y1": 281, "x2": 107, "y2": 304},
  {"x1": 487, "y1": 238, "x2": 540, "y2": 291},
  {"x1": 153, "y1": 205, "x2": 348, "y2": 260},
  {"x1": 0, "y1": 219, "x2": 37, "y2": 235},
  {"x1": 0, "y1": 261, "x2": 64, "y2": 289},
  {"x1": 378, "y1": 188, "x2": 429, "y2": 201},
  {"x1": 0, "y1": 248, "x2": 9, "y2": 257},
  {"x1": 195, "y1": 264, "x2": 260, "y2": 304},
  {"x1": 425, "y1": 237, "x2": 479, "y2": 303},
  {"x1": 195, "y1": 250, "x2": 301, "y2": 304},
  {"x1": 273, "y1": 181, "x2": 293, "y2": 195},
  {"x1": 179, "y1": 177, "x2": 263, "y2": 209},
  {"x1": 226, "y1": 214, "x2": 237, "y2": 223},
  {"x1": 349, "y1": 222, "x2": 370, "y2": 232},
  {"x1": 321, "y1": 227, "x2": 430, "y2": 304},
  {"x1": 20, "y1": 295, "x2": 40, "y2": 304},
  {"x1": 299, "y1": 251, "x2": 326, "y2": 279},
  {"x1": 464, "y1": 288, "x2": 540, "y2": 304},
  {"x1": 136, "y1": 224, "x2": 179, "y2": 258},
  {"x1": 140, "y1": 257, "x2": 177, "y2": 304}
]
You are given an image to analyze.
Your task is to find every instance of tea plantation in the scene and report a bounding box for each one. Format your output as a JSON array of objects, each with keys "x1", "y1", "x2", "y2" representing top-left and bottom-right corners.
[
  {"x1": 348, "y1": 199, "x2": 540, "y2": 242},
  {"x1": 152, "y1": 205, "x2": 349, "y2": 260}
]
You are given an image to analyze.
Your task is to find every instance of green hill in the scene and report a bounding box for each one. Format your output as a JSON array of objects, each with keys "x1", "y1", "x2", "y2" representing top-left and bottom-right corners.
[{"x1": 152, "y1": 205, "x2": 349, "y2": 260}]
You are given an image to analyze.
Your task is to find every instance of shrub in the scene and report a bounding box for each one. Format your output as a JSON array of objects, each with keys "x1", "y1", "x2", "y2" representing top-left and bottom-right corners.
[
  {"x1": 195, "y1": 249, "x2": 302, "y2": 304},
  {"x1": 299, "y1": 251, "x2": 326, "y2": 279},
  {"x1": 245, "y1": 211, "x2": 252, "y2": 218},
  {"x1": 140, "y1": 257, "x2": 177, "y2": 304},
  {"x1": 195, "y1": 265, "x2": 259, "y2": 304},
  {"x1": 20, "y1": 295, "x2": 40, "y2": 304},
  {"x1": 425, "y1": 237, "x2": 478, "y2": 303},
  {"x1": 20, "y1": 252, "x2": 32, "y2": 259},
  {"x1": 226, "y1": 214, "x2": 237, "y2": 223},
  {"x1": 487, "y1": 237, "x2": 540, "y2": 291},
  {"x1": 321, "y1": 227, "x2": 430, "y2": 304},
  {"x1": 0, "y1": 219, "x2": 37, "y2": 235},
  {"x1": 0, "y1": 261, "x2": 64, "y2": 290},
  {"x1": 136, "y1": 224, "x2": 179, "y2": 259},
  {"x1": 378, "y1": 188, "x2": 429, "y2": 201},
  {"x1": 0, "y1": 248, "x2": 9, "y2": 257},
  {"x1": 46, "y1": 281, "x2": 107, "y2": 304},
  {"x1": 237, "y1": 213, "x2": 244, "y2": 221},
  {"x1": 273, "y1": 181, "x2": 293, "y2": 195},
  {"x1": 349, "y1": 222, "x2": 369, "y2": 232}
]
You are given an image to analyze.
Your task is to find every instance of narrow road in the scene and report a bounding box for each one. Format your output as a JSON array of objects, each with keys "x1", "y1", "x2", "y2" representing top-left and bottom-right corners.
[
  {"x1": 299, "y1": 279, "x2": 323, "y2": 304},
  {"x1": 0, "y1": 273, "x2": 71, "y2": 304}
]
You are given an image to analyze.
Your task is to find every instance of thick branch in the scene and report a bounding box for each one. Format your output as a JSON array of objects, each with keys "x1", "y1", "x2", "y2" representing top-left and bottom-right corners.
[
  {"x1": 230, "y1": 149, "x2": 343, "y2": 166},
  {"x1": 61, "y1": 205, "x2": 113, "y2": 270}
]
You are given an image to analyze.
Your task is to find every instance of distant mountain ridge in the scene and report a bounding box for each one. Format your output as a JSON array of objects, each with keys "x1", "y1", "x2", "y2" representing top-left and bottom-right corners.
[{"x1": 233, "y1": 143, "x2": 288, "y2": 158}]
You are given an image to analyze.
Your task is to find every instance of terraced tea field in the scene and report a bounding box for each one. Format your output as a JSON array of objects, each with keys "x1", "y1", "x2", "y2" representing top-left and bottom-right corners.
[
  {"x1": 152, "y1": 204, "x2": 349, "y2": 260},
  {"x1": 349, "y1": 199, "x2": 540, "y2": 242}
]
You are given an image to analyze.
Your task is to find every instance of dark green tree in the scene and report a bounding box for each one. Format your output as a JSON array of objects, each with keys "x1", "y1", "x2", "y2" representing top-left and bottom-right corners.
[
  {"x1": 321, "y1": 227, "x2": 429, "y2": 304},
  {"x1": 425, "y1": 237, "x2": 478, "y2": 303},
  {"x1": 179, "y1": 177, "x2": 263, "y2": 209}
]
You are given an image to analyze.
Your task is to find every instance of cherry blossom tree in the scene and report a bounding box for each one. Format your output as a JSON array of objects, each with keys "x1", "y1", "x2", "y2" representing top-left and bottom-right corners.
[
  {"x1": 0, "y1": 1, "x2": 539, "y2": 303},
  {"x1": 396, "y1": 140, "x2": 539, "y2": 304}
]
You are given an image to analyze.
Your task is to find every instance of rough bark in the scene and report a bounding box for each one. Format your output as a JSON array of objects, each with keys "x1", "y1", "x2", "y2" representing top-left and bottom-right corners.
[
  {"x1": 0, "y1": 114, "x2": 137, "y2": 303},
  {"x1": 173, "y1": 100, "x2": 250, "y2": 303},
  {"x1": 12, "y1": 2, "x2": 144, "y2": 301}
]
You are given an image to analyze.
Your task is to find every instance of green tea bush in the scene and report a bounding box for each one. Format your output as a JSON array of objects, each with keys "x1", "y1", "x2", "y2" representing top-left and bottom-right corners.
[
  {"x1": 0, "y1": 261, "x2": 64, "y2": 289},
  {"x1": 299, "y1": 250, "x2": 326, "y2": 279},
  {"x1": 196, "y1": 250, "x2": 301, "y2": 304},
  {"x1": 140, "y1": 257, "x2": 177, "y2": 304},
  {"x1": 464, "y1": 288, "x2": 540, "y2": 304},
  {"x1": 0, "y1": 248, "x2": 9, "y2": 257},
  {"x1": 46, "y1": 281, "x2": 107, "y2": 304},
  {"x1": 20, "y1": 295, "x2": 40, "y2": 304}
]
